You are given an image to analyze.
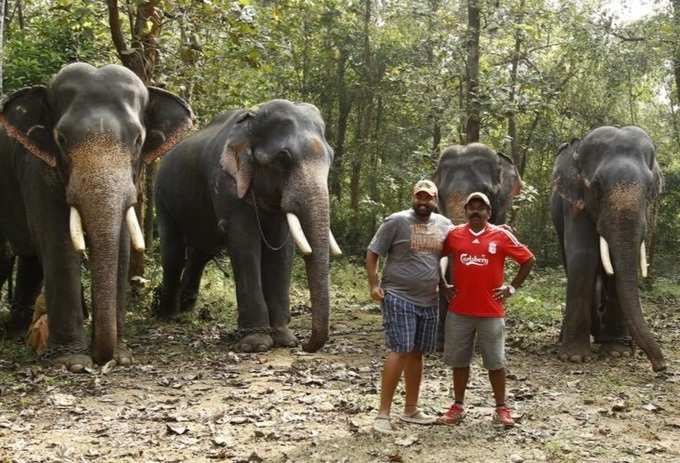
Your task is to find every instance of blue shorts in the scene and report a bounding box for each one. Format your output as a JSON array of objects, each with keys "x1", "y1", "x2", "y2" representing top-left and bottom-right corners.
[{"x1": 382, "y1": 292, "x2": 438, "y2": 353}]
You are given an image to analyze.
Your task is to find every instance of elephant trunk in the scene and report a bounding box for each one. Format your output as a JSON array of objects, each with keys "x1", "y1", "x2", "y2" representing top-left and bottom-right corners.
[
  {"x1": 84, "y1": 209, "x2": 123, "y2": 364},
  {"x1": 443, "y1": 192, "x2": 468, "y2": 225},
  {"x1": 608, "y1": 231, "x2": 666, "y2": 371},
  {"x1": 284, "y1": 176, "x2": 331, "y2": 352},
  {"x1": 66, "y1": 138, "x2": 136, "y2": 364},
  {"x1": 301, "y1": 195, "x2": 331, "y2": 352}
]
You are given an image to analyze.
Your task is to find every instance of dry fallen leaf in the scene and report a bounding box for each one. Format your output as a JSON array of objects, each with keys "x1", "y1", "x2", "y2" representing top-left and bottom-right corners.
[
  {"x1": 166, "y1": 423, "x2": 188, "y2": 435},
  {"x1": 395, "y1": 436, "x2": 419, "y2": 447},
  {"x1": 25, "y1": 314, "x2": 49, "y2": 354}
]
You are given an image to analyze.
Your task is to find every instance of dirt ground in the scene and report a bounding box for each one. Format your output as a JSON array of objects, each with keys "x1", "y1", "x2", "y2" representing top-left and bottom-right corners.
[{"x1": 0, "y1": 272, "x2": 679, "y2": 463}]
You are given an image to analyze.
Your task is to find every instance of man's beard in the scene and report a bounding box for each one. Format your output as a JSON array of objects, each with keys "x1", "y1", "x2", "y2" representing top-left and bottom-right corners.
[{"x1": 413, "y1": 204, "x2": 435, "y2": 218}]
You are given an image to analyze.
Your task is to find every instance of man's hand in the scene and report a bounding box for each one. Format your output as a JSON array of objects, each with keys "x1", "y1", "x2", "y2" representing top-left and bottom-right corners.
[
  {"x1": 440, "y1": 281, "x2": 455, "y2": 302},
  {"x1": 493, "y1": 285, "x2": 513, "y2": 301},
  {"x1": 370, "y1": 285, "x2": 385, "y2": 301},
  {"x1": 498, "y1": 223, "x2": 515, "y2": 233}
]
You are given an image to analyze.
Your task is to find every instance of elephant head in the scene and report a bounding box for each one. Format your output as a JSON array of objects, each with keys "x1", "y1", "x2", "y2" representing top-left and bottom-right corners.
[
  {"x1": 0, "y1": 63, "x2": 193, "y2": 364},
  {"x1": 553, "y1": 126, "x2": 665, "y2": 371},
  {"x1": 433, "y1": 143, "x2": 522, "y2": 225},
  {"x1": 220, "y1": 99, "x2": 339, "y2": 352}
]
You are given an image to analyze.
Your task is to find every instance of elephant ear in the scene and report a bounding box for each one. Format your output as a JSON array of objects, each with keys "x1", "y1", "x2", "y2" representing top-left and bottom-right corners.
[
  {"x1": 650, "y1": 157, "x2": 663, "y2": 198},
  {"x1": 142, "y1": 87, "x2": 194, "y2": 164},
  {"x1": 552, "y1": 138, "x2": 585, "y2": 210},
  {"x1": 220, "y1": 109, "x2": 256, "y2": 199},
  {"x1": 497, "y1": 151, "x2": 522, "y2": 197},
  {"x1": 0, "y1": 86, "x2": 58, "y2": 167}
]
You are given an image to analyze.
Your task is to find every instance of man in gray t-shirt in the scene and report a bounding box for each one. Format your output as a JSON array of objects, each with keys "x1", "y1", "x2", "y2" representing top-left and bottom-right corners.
[{"x1": 366, "y1": 180, "x2": 452, "y2": 434}]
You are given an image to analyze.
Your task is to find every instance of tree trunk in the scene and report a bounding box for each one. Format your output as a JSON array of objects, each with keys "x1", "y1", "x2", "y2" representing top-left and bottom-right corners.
[
  {"x1": 507, "y1": 0, "x2": 524, "y2": 166},
  {"x1": 465, "y1": 0, "x2": 481, "y2": 143},
  {"x1": 329, "y1": 49, "x2": 351, "y2": 200},
  {"x1": 107, "y1": 0, "x2": 163, "y2": 280}
]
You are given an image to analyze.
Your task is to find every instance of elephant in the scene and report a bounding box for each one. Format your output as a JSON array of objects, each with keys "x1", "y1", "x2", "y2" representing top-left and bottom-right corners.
[
  {"x1": 0, "y1": 63, "x2": 194, "y2": 370},
  {"x1": 153, "y1": 99, "x2": 340, "y2": 353},
  {"x1": 551, "y1": 126, "x2": 666, "y2": 372},
  {"x1": 433, "y1": 143, "x2": 522, "y2": 226},
  {"x1": 432, "y1": 142, "x2": 522, "y2": 347}
]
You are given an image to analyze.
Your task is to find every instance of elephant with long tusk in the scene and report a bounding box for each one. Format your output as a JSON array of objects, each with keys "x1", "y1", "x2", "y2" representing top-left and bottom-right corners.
[
  {"x1": 0, "y1": 63, "x2": 194, "y2": 371},
  {"x1": 551, "y1": 127, "x2": 666, "y2": 372},
  {"x1": 153, "y1": 99, "x2": 340, "y2": 353}
]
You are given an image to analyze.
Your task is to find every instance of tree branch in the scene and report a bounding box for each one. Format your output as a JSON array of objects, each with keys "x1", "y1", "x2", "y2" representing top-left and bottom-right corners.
[{"x1": 106, "y1": 0, "x2": 128, "y2": 57}]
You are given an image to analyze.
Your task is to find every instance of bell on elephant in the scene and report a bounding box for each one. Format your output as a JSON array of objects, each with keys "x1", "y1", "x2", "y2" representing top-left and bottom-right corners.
[
  {"x1": 0, "y1": 62, "x2": 194, "y2": 371},
  {"x1": 551, "y1": 126, "x2": 666, "y2": 372},
  {"x1": 153, "y1": 99, "x2": 339, "y2": 354}
]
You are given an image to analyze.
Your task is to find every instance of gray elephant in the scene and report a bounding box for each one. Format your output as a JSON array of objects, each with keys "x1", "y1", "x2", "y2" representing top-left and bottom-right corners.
[
  {"x1": 432, "y1": 142, "x2": 522, "y2": 347},
  {"x1": 153, "y1": 99, "x2": 340, "y2": 353},
  {"x1": 433, "y1": 143, "x2": 522, "y2": 225},
  {"x1": 551, "y1": 126, "x2": 666, "y2": 372},
  {"x1": 0, "y1": 63, "x2": 193, "y2": 371}
]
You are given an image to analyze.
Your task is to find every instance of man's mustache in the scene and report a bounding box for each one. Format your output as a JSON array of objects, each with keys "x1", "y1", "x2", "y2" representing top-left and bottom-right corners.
[{"x1": 469, "y1": 212, "x2": 482, "y2": 219}]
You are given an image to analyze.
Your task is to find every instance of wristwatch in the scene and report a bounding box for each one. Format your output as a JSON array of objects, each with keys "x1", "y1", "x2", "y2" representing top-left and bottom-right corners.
[{"x1": 507, "y1": 284, "x2": 516, "y2": 295}]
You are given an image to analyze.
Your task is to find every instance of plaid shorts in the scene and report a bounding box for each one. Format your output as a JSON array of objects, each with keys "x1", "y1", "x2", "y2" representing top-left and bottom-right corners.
[{"x1": 382, "y1": 291, "x2": 438, "y2": 353}]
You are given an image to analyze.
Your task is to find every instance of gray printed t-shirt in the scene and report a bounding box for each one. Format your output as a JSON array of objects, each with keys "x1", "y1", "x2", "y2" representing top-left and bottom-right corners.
[{"x1": 368, "y1": 209, "x2": 452, "y2": 306}]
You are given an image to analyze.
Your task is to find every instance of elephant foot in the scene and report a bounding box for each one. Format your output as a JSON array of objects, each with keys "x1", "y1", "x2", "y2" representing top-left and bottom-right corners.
[
  {"x1": 151, "y1": 286, "x2": 181, "y2": 321},
  {"x1": 558, "y1": 343, "x2": 592, "y2": 364},
  {"x1": 43, "y1": 340, "x2": 92, "y2": 373},
  {"x1": 271, "y1": 326, "x2": 298, "y2": 347},
  {"x1": 235, "y1": 332, "x2": 274, "y2": 353},
  {"x1": 601, "y1": 342, "x2": 633, "y2": 358},
  {"x1": 114, "y1": 343, "x2": 134, "y2": 366}
]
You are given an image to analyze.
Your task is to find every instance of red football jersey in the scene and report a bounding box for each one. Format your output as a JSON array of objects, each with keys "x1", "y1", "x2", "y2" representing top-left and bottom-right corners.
[{"x1": 442, "y1": 224, "x2": 534, "y2": 317}]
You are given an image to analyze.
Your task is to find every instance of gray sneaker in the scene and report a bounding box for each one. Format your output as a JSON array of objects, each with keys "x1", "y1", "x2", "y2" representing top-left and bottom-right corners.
[{"x1": 373, "y1": 415, "x2": 393, "y2": 434}]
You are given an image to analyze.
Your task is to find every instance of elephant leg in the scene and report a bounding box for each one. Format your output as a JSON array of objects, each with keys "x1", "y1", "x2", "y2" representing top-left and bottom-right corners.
[
  {"x1": 225, "y1": 206, "x2": 272, "y2": 352},
  {"x1": 596, "y1": 276, "x2": 632, "y2": 357},
  {"x1": 5, "y1": 255, "x2": 43, "y2": 338},
  {"x1": 114, "y1": 229, "x2": 132, "y2": 366},
  {"x1": 262, "y1": 237, "x2": 297, "y2": 347},
  {"x1": 179, "y1": 248, "x2": 212, "y2": 312},
  {"x1": 42, "y1": 250, "x2": 91, "y2": 372},
  {"x1": 155, "y1": 208, "x2": 186, "y2": 320},
  {"x1": 559, "y1": 210, "x2": 599, "y2": 364},
  {"x1": 0, "y1": 241, "x2": 13, "y2": 297}
]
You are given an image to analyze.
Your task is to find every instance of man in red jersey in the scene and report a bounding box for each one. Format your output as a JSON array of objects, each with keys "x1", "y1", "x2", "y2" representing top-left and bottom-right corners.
[{"x1": 438, "y1": 192, "x2": 534, "y2": 427}]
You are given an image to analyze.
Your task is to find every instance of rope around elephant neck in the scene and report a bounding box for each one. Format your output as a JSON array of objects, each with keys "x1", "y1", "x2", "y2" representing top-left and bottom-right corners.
[{"x1": 250, "y1": 188, "x2": 290, "y2": 252}]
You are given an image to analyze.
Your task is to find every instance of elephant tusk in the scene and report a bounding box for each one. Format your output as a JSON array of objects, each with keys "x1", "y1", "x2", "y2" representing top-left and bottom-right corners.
[
  {"x1": 329, "y1": 230, "x2": 342, "y2": 256},
  {"x1": 69, "y1": 207, "x2": 86, "y2": 253},
  {"x1": 640, "y1": 241, "x2": 648, "y2": 278},
  {"x1": 440, "y1": 256, "x2": 449, "y2": 284},
  {"x1": 286, "y1": 213, "x2": 312, "y2": 255},
  {"x1": 126, "y1": 207, "x2": 145, "y2": 252},
  {"x1": 599, "y1": 236, "x2": 614, "y2": 276}
]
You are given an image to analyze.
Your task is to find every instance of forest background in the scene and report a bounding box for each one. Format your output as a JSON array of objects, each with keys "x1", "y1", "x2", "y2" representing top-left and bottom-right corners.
[{"x1": 3, "y1": 0, "x2": 680, "y2": 274}]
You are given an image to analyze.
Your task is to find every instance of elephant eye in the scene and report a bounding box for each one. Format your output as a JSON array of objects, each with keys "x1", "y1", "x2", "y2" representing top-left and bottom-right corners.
[{"x1": 135, "y1": 133, "x2": 144, "y2": 148}]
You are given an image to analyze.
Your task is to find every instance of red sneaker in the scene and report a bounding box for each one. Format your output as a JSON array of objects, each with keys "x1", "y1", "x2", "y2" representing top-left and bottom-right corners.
[
  {"x1": 493, "y1": 406, "x2": 515, "y2": 427},
  {"x1": 438, "y1": 403, "x2": 465, "y2": 425}
]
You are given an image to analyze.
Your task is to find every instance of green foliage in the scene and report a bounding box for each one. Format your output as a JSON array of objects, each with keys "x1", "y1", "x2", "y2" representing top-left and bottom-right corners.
[
  {"x1": 3, "y1": 0, "x2": 113, "y2": 91},
  {"x1": 4, "y1": 0, "x2": 680, "y2": 272}
]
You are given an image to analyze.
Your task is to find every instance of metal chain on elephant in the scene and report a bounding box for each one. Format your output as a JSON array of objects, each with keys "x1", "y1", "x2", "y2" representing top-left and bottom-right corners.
[
  {"x1": 235, "y1": 326, "x2": 272, "y2": 336},
  {"x1": 250, "y1": 189, "x2": 290, "y2": 251}
]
